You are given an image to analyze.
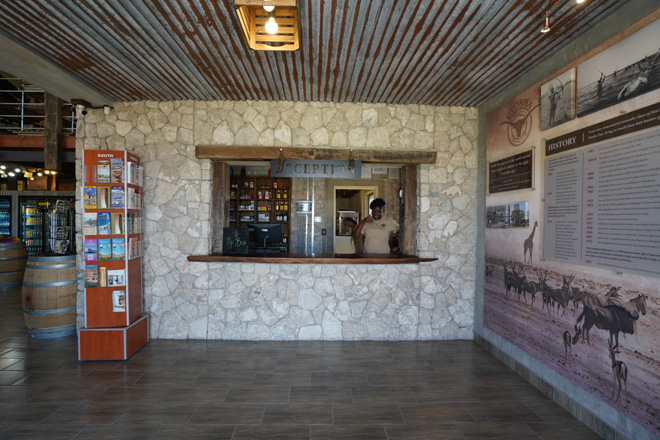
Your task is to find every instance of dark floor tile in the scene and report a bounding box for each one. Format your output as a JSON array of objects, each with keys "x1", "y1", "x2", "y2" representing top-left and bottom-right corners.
[
  {"x1": 457, "y1": 422, "x2": 541, "y2": 440},
  {"x1": 223, "y1": 386, "x2": 290, "y2": 404},
  {"x1": 154, "y1": 424, "x2": 235, "y2": 439},
  {"x1": 0, "y1": 424, "x2": 84, "y2": 439},
  {"x1": 76, "y1": 370, "x2": 144, "y2": 386},
  {"x1": 262, "y1": 403, "x2": 332, "y2": 424},
  {"x1": 399, "y1": 402, "x2": 474, "y2": 423},
  {"x1": 333, "y1": 403, "x2": 404, "y2": 424},
  {"x1": 27, "y1": 384, "x2": 107, "y2": 403},
  {"x1": 311, "y1": 372, "x2": 369, "y2": 386},
  {"x1": 194, "y1": 371, "x2": 256, "y2": 387},
  {"x1": 312, "y1": 424, "x2": 388, "y2": 439},
  {"x1": 0, "y1": 370, "x2": 29, "y2": 385},
  {"x1": 523, "y1": 399, "x2": 576, "y2": 422},
  {"x1": 472, "y1": 384, "x2": 547, "y2": 402},
  {"x1": 75, "y1": 424, "x2": 160, "y2": 440},
  {"x1": 386, "y1": 423, "x2": 465, "y2": 440},
  {"x1": 366, "y1": 373, "x2": 427, "y2": 387},
  {"x1": 463, "y1": 401, "x2": 543, "y2": 423},
  {"x1": 92, "y1": 384, "x2": 169, "y2": 404},
  {"x1": 290, "y1": 385, "x2": 353, "y2": 404},
  {"x1": 233, "y1": 424, "x2": 310, "y2": 440},
  {"x1": 276, "y1": 359, "x2": 330, "y2": 373},
  {"x1": 41, "y1": 402, "x2": 127, "y2": 424},
  {"x1": 115, "y1": 402, "x2": 196, "y2": 424},
  {"x1": 0, "y1": 403, "x2": 62, "y2": 424},
  {"x1": 253, "y1": 372, "x2": 312, "y2": 387},
  {"x1": 189, "y1": 404, "x2": 265, "y2": 424},
  {"x1": 0, "y1": 358, "x2": 21, "y2": 370},
  {"x1": 223, "y1": 359, "x2": 278, "y2": 373},
  {"x1": 0, "y1": 384, "x2": 47, "y2": 403},
  {"x1": 158, "y1": 385, "x2": 229, "y2": 404},
  {"x1": 324, "y1": 360, "x2": 383, "y2": 374},
  {"x1": 409, "y1": 384, "x2": 479, "y2": 403},
  {"x1": 378, "y1": 359, "x2": 435, "y2": 373},
  {"x1": 526, "y1": 421, "x2": 603, "y2": 440},
  {"x1": 132, "y1": 370, "x2": 201, "y2": 387},
  {"x1": 351, "y1": 386, "x2": 416, "y2": 404}
]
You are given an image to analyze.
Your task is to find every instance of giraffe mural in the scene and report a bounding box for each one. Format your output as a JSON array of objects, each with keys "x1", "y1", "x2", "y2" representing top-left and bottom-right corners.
[{"x1": 523, "y1": 221, "x2": 538, "y2": 264}]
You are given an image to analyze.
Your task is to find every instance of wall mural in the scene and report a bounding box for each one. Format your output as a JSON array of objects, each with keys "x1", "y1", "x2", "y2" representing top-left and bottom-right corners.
[{"x1": 486, "y1": 32, "x2": 660, "y2": 436}]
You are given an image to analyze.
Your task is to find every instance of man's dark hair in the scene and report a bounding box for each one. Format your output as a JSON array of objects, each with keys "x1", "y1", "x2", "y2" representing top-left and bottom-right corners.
[{"x1": 370, "y1": 198, "x2": 386, "y2": 210}]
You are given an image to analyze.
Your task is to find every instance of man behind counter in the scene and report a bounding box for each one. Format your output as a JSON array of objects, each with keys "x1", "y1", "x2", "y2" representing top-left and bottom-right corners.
[{"x1": 352, "y1": 198, "x2": 399, "y2": 254}]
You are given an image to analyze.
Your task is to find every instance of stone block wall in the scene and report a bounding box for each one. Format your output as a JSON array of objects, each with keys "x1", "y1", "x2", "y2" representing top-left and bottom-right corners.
[{"x1": 75, "y1": 101, "x2": 478, "y2": 340}]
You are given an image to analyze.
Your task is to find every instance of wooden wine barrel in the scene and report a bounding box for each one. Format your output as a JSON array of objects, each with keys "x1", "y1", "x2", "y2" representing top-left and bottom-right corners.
[
  {"x1": 0, "y1": 240, "x2": 28, "y2": 290},
  {"x1": 22, "y1": 255, "x2": 77, "y2": 339}
]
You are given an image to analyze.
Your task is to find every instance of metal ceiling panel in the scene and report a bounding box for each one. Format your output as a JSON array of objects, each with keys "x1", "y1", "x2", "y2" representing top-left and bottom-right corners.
[{"x1": 0, "y1": 0, "x2": 629, "y2": 106}]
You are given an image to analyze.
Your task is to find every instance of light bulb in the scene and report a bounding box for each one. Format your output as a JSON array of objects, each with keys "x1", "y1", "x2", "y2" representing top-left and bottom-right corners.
[
  {"x1": 0, "y1": 165, "x2": 5, "y2": 170},
  {"x1": 37, "y1": 172, "x2": 43, "y2": 176},
  {"x1": 576, "y1": 0, "x2": 585, "y2": 3},
  {"x1": 265, "y1": 17, "x2": 278, "y2": 34},
  {"x1": 51, "y1": 171, "x2": 57, "y2": 175},
  {"x1": 8, "y1": 172, "x2": 15, "y2": 177},
  {"x1": 263, "y1": 5, "x2": 274, "y2": 12},
  {"x1": 15, "y1": 168, "x2": 20, "y2": 173},
  {"x1": 44, "y1": 170, "x2": 50, "y2": 174}
]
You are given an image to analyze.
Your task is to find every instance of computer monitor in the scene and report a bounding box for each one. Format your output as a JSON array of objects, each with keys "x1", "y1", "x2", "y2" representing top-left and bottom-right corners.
[{"x1": 247, "y1": 223, "x2": 283, "y2": 249}]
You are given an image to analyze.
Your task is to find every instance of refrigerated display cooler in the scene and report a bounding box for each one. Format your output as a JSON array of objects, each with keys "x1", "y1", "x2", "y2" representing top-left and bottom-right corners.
[
  {"x1": 19, "y1": 196, "x2": 75, "y2": 255},
  {"x1": 0, "y1": 196, "x2": 10, "y2": 236}
]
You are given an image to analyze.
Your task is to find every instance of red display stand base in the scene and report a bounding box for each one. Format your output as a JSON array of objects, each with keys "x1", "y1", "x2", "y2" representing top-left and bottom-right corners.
[{"x1": 78, "y1": 314, "x2": 148, "y2": 361}]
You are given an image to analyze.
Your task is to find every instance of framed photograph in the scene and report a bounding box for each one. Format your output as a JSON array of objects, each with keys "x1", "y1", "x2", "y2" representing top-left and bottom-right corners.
[
  {"x1": 508, "y1": 202, "x2": 529, "y2": 228},
  {"x1": 486, "y1": 205, "x2": 508, "y2": 228},
  {"x1": 541, "y1": 69, "x2": 575, "y2": 130},
  {"x1": 577, "y1": 19, "x2": 660, "y2": 117}
]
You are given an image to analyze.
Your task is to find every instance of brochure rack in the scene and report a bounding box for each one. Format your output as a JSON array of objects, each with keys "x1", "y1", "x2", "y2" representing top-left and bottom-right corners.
[{"x1": 78, "y1": 150, "x2": 148, "y2": 360}]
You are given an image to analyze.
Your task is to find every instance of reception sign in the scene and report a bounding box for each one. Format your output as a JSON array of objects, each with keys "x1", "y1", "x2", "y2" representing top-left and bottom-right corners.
[{"x1": 271, "y1": 160, "x2": 361, "y2": 179}]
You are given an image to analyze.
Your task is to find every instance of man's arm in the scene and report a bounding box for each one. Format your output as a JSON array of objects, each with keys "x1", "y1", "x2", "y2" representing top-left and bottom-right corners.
[{"x1": 352, "y1": 215, "x2": 373, "y2": 240}]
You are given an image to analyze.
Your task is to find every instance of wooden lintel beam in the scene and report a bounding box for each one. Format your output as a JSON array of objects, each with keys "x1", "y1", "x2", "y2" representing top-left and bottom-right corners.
[
  {"x1": 196, "y1": 146, "x2": 437, "y2": 165},
  {"x1": 0, "y1": 135, "x2": 75, "y2": 150}
]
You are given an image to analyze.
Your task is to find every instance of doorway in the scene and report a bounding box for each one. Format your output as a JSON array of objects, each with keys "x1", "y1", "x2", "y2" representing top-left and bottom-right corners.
[{"x1": 329, "y1": 182, "x2": 380, "y2": 254}]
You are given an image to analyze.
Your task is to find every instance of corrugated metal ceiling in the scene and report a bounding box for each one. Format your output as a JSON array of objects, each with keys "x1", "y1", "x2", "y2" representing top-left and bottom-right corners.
[{"x1": 0, "y1": 0, "x2": 627, "y2": 107}]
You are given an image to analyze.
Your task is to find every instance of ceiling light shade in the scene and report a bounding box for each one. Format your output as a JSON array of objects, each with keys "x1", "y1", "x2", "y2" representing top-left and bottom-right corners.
[
  {"x1": 234, "y1": 0, "x2": 299, "y2": 51},
  {"x1": 15, "y1": 168, "x2": 21, "y2": 173},
  {"x1": 263, "y1": 5, "x2": 274, "y2": 12},
  {"x1": 541, "y1": 12, "x2": 550, "y2": 33}
]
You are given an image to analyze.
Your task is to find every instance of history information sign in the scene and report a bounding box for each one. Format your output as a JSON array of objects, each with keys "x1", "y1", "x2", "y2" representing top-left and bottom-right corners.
[{"x1": 544, "y1": 125, "x2": 660, "y2": 277}]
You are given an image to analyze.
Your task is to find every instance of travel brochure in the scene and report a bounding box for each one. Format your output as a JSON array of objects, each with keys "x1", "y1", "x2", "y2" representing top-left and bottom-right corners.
[
  {"x1": 84, "y1": 266, "x2": 126, "y2": 289},
  {"x1": 84, "y1": 237, "x2": 125, "y2": 261}
]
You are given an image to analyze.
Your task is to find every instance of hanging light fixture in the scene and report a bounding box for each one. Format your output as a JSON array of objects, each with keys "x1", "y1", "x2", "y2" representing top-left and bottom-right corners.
[
  {"x1": 233, "y1": 0, "x2": 299, "y2": 51},
  {"x1": 541, "y1": 11, "x2": 550, "y2": 33},
  {"x1": 576, "y1": 0, "x2": 585, "y2": 3}
]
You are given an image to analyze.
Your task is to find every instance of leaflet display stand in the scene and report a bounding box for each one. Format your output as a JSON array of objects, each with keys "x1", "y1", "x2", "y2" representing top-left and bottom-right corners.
[{"x1": 78, "y1": 149, "x2": 148, "y2": 360}]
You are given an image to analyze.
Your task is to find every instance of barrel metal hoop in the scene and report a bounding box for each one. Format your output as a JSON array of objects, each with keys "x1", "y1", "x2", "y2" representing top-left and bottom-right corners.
[
  {"x1": 23, "y1": 280, "x2": 77, "y2": 287},
  {"x1": 0, "y1": 270, "x2": 25, "y2": 276},
  {"x1": 0, "y1": 256, "x2": 27, "y2": 261},
  {"x1": 26, "y1": 263, "x2": 76, "y2": 269},
  {"x1": 23, "y1": 306, "x2": 76, "y2": 315},
  {"x1": 27, "y1": 255, "x2": 76, "y2": 263}
]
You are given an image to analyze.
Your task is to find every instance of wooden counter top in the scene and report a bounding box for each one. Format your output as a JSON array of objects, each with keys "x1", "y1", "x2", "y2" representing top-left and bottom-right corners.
[{"x1": 188, "y1": 253, "x2": 438, "y2": 264}]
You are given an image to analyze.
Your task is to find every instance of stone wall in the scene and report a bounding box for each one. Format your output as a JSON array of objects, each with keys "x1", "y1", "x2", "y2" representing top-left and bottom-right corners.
[{"x1": 75, "y1": 101, "x2": 478, "y2": 340}]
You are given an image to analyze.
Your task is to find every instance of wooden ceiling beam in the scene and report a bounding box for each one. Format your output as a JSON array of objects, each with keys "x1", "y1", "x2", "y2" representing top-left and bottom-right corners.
[
  {"x1": 0, "y1": 135, "x2": 75, "y2": 149},
  {"x1": 195, "y1": 146, "x2": 437, "y2": 165}
]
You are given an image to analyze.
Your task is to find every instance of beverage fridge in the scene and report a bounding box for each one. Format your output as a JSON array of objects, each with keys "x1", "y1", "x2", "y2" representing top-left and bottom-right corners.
[
  {"x1": 0, "y1": 196, "x2": 10, "y2": 235},
  {"x1": 19, "y1": 196, "x2": 75, "y2": 255}
]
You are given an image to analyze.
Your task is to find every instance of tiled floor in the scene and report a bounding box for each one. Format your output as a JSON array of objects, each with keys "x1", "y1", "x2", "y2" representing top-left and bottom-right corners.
[{"x1": 0, "y1": 286, "x2": 602, "y2": 439}]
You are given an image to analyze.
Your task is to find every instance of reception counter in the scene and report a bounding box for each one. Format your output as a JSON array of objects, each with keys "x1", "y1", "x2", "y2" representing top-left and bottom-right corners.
[{"x1": 188, "y1": 253, "x2": 438, "y2": 264}]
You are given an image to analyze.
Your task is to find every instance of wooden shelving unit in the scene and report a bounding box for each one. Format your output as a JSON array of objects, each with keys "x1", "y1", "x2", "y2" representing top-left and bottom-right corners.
[
  {"x1": 78, "y1": 149, "x2": 148, "y2": 361},
  {"x1": 229, "y1": 176, "x2": 291, "y2": 249}
]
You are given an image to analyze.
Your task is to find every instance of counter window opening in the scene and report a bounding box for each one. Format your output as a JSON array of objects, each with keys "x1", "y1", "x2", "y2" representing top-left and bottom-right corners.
[{"x1": 208, "y1": 158, "x2": 423, "y2": 257}]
